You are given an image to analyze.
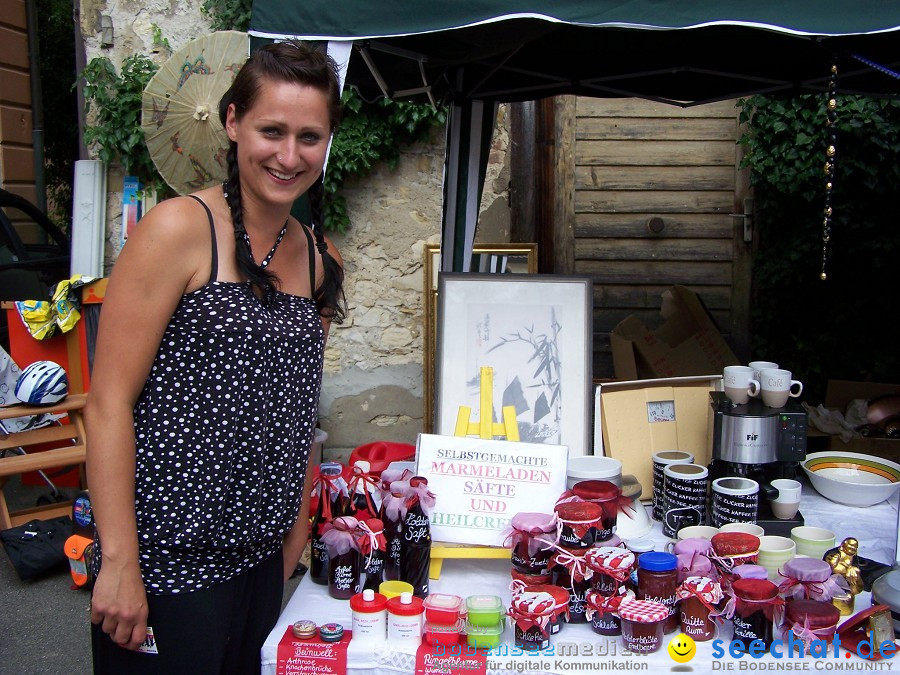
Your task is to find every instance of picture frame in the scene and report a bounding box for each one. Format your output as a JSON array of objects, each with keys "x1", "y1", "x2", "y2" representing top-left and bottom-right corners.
[
  {"x1": 423, "y1": 243, "x2": 537, "y2": 432},
  {"x1": 434, "y1": 273, "x2": 593, "y2": 457}
]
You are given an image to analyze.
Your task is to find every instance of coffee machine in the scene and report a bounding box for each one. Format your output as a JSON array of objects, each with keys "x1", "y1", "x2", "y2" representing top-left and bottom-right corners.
[{"x1": 708, "y1": 391, "x2": 808, "y2": 533}]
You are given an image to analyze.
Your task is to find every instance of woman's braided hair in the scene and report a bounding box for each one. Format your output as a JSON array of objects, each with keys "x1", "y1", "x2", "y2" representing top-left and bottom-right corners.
[{"x1": 218, "y1": 41, "x2": 346, "y2": 322}]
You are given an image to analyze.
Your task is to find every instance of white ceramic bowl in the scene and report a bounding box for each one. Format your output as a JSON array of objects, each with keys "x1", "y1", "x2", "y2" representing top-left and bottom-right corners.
[{"x1": 801, "y1": 451, "x2": 900, "y2": 507}]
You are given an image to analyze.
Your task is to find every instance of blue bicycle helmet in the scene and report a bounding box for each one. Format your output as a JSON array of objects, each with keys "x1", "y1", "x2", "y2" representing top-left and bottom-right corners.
[{"x1": 14, "y1": 360, "x2": 68, "y2": 405}]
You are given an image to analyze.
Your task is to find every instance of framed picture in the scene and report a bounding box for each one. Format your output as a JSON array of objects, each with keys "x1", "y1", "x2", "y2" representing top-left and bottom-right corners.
[
  {"x1": 434, "y1": 273, "x2": 593, "y2": 457},
  {"x1": 423, "y1": 244, "x2": 537, "y2": 433}
]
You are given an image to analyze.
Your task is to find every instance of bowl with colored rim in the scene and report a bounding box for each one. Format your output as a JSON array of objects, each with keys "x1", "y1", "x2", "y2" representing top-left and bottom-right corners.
[{"x1": 801, "y1": 451, "x2": 900, "y2": 507}]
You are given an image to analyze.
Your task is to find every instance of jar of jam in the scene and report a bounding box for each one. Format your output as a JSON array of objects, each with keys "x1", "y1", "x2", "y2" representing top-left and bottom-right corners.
[
  {"x1": 520, "y1": 584, "x2": 570, "y2": 634},
  {"x1": 585, "y1": 587, "x2": 627, "y2": 636},
  {"x1": 731, "y1": 564, "x2": 769, "y2": 581},
  {"x1": 677, "y1": 576, "x2": 722, "y2": 641},
  {"x1": 777, "y1": 558, "x2": 839, "y2": 601},
  {"x1": 505, "y1": 512, "x2": 557, "y2": 574},
  {"x1": 730, "y1": 578, "x2": 782, "y2": 652},
  {"x1": 571, "y1": 480, "x2": 621, "y2": 541},
  {"x1": 637, "y1": 551, "x2": 679, "y2": 633},
  {"x1": 549, "y1": 546, "x2": 593, "y2": 623},
  {"x1": 782, "y1": 599, "x2": 841, "y2": 652},
  {"x1": 553, "y1": 501, "x2": 604, "y2": 549},
  {"x1": 710, "y1": 532, "x2": 760, "y2": 576},
  {"x1": 585, "y1": 546, "x2": 635, "y2": 596},
  {"x1": 508, "y1": 590, "x2": 558, "y2": 651},
  {"x1": 618, "y1": 598, "x2": 669, "y2": 653}
]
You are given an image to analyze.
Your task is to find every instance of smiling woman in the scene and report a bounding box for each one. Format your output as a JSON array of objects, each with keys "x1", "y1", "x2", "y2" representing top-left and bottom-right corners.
[{"x1": 84, "y1": 41, "x2": 346, "y2": 675}]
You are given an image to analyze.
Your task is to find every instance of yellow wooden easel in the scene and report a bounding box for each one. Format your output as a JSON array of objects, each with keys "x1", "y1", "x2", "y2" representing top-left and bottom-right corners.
[{"x1": 429, "y1": 366, "x2": 516, "y2": 578}]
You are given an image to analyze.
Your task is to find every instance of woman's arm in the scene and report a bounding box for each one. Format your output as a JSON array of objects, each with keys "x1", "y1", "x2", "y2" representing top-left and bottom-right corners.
[
  {"x1": 85, "y1": 197, "x2": 209, "y2": 649},
  {"x1": 282, "y1": 467, "x2": 316, "y2": 582}
]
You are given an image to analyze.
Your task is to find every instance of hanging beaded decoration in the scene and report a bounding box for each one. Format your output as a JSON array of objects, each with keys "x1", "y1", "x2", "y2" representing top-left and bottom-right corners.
[{"x1": 821, "y1": 63, "x2": 838, "y2": 281}]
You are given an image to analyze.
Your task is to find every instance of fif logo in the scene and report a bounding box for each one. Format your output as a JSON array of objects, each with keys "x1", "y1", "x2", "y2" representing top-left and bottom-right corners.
[{"x1": 746, "y1": 433, "x2": 759, "y2": 441}]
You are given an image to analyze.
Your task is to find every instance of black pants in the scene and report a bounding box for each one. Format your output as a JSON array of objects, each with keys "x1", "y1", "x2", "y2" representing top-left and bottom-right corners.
[{"x1": 91, "y1": 550, "x2": 283, "y2": 675}]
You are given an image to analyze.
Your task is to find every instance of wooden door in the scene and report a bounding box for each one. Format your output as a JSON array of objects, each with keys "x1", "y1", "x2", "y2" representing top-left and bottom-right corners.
[{"x1": 513, "y1": 97, "x2": 753, "y2": 378}]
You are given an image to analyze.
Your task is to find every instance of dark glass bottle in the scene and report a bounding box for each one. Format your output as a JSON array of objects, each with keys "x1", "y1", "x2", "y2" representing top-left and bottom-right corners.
[
  {"x1": 326, "y1": 517, "x2": 361, "y2": 600},
  {"x1": 310, "y1": 462, "x2": 346, "y2": 585},
  {"x1": 359, "y1": 518, "x2": 386, "y2": 592},
  {"x1": 381, "y1": 480, "x2": 406, "y2": 581},
  {"x1": 400, "y1": 476, "x2": 433, "y2": 597}
]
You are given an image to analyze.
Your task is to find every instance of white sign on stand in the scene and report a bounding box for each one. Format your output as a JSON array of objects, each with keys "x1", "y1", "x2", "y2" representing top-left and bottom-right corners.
[{"x1": 416, "y1": 433, "x2": 568, "y2": 547}]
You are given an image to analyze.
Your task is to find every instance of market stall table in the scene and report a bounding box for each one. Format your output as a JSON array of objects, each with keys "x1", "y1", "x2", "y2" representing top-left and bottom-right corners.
[{"x1": 262, "y1": 487, "x2": 899, "y2": 674}]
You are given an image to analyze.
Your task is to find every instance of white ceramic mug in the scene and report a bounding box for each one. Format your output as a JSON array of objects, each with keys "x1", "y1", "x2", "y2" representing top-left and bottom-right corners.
[
  {"x1": 749, "y1": 361, "x2": 779, "y2": 381},
  {"x1": 757, "y1": 535, "x2": 797, "y2": 580},
  {"x1": 759, "y1": 368, "x2": 803, "y2": 408},
  {"x1": 770, "y1": 479, "x2": 801, "y2": 503},
  {"x1": 791, "y1": 526, "x2": 836, "y2": 559},
  {"x1": 723, "y1": 365, "x2": 761, "y2": 405},
  {"x1": 676, "y1": 525, "x2": 719, "y2": 541}
]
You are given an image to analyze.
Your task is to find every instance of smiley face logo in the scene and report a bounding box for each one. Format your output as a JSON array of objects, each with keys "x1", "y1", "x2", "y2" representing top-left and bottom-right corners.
[{"x1": 668, "y1": 633, "x2": 696, "y2": 663}]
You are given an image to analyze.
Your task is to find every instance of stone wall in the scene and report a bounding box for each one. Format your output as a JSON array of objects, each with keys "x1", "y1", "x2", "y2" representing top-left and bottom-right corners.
[{"x1": 78, "y1": 2, "x2": 511, "y2": 454}]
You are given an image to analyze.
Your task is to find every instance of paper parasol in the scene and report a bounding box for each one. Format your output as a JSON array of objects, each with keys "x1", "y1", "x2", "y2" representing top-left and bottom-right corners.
[{"x1": 141, "y1": 31, "x2": 248, "y2": 195}]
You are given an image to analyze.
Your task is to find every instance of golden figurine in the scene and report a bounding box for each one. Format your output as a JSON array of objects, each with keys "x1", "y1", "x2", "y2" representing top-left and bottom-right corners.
[{"x1": 825, "y1": 537, "x2": 864, "y2": 597}]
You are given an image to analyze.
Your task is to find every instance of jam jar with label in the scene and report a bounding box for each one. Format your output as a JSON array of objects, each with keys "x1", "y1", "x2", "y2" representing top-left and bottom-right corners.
[
  {"x1": 549, "y1": 546, "x2": 593, "y2": 623},
  {"x1": 730, "y1": 578, "x2": 781, "y2": 652},
  {"x1": 553, "y1": 502, "x2": 604, "y2": 549},
  {"x1": 636, "y1": 551, "x2": 679, "y2": 633},
  {"x1": 618, "y1": 599, "x2": 669, "y2": 654},
  {"x1": 508, "y1": 590, "x2": 558, "y2": 651},
  {"x1": 677, "y1": 576, "x2": 722, "y2": 641},
  {"x1": 571, "y1": 480, "x2": 621, "y2": 542},
  {"x1": 506, "y1": 512, "x2": 557, "y2": 574}
]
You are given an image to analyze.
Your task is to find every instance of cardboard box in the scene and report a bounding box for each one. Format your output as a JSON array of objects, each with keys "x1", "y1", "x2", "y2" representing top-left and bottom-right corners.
[
  {"x1": 594, "y1": 375, "x2": 722, "y2": 498},
  {"x1": 610, "y1": 285, "x2": 739, "y2": 380},
  {"x1": 824, "y1": 379, "x2": 900, "y2": 462}
]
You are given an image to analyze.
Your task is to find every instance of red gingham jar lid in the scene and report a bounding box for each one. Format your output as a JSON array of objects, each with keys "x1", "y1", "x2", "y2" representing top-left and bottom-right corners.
[
  {"x1": 784, "y1": 599, "x2": 841, "y2": 629},
  {"x1": 572, "y1": 480, "x2": 620, "y2": 502},
  {"x1": 585, "y1": 546, "x2": 635, "y2": 573},
  {"x1": 510, "y1": 590, "x2": 558, "y2": 616},
  {"x1": 617, "y1": 598, "x2": 668, "y2": 623}
]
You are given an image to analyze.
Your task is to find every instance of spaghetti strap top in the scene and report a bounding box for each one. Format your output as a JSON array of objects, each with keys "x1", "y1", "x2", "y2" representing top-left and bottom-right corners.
[{"x1": 116, "y1": 196, "x2": 326, "y2": 595}]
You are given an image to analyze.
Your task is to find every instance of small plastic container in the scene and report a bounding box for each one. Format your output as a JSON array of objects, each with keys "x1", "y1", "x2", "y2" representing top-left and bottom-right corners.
[
  {"x1": 466, "y1": 594, "x2": 504, "y2": 627},
  {"x1": 387, "y1": 592, "x2": 424, "y2": 650},
  {"x1": 424, "y1": 619, "x2": 464, "y2": 646},
  {"x1": 380, "y1": 580, "x2": 415, "y2": 599},
  {"x1": 424, "y1": 593, "x2": 463, "y2": 625},
  {"x1": 350, "y1": 589, "x2": 388, "y2": 644},
  {"x1": 619, "y1": 599, "x2": 669, "y2": 654},
  {"x1": 466, "y1": 620, "x2": 504, "y2": 649}
]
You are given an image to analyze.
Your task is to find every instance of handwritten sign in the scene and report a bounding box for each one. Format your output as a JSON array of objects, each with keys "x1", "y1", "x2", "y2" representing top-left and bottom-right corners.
[
  {"x1": 416, "y1": 434, "x2": 568, "y2": 546},
  {"x1": 275, "y1": 627, "x2": 350, "y2": 675}
]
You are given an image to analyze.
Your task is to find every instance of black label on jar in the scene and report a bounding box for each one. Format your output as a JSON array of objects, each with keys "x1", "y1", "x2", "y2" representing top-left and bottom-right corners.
[
  {"x1": 516, "y1": 625, "x2": 550, "y2": 651},
  {"x1": 511, "y1": 549, "x2": 550, "y2": 574}
]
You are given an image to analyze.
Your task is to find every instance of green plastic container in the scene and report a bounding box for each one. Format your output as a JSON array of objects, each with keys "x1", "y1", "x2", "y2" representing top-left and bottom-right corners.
[
  {"x1": 465, "y1": 620, "x2": 504, "y2": 649},
  {"x1": 465, "y1": 594, "x2": 504, "y2": 626}
]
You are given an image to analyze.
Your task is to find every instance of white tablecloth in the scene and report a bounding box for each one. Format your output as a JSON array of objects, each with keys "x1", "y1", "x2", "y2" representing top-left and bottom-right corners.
[{"x1": 261, "y1": 487, "x2": 900, "y2": 674}]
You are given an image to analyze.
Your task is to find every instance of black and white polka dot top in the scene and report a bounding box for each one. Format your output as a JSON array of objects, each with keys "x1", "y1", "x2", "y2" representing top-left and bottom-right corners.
[{"x1": 132, "y1": 197, "x2": 324, "y2": 594}]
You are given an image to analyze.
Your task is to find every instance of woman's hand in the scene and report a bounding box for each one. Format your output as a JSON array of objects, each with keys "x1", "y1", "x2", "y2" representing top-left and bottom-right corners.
[{"x1": 90, "y1": 560, "x2": 149, "y2": 650}]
